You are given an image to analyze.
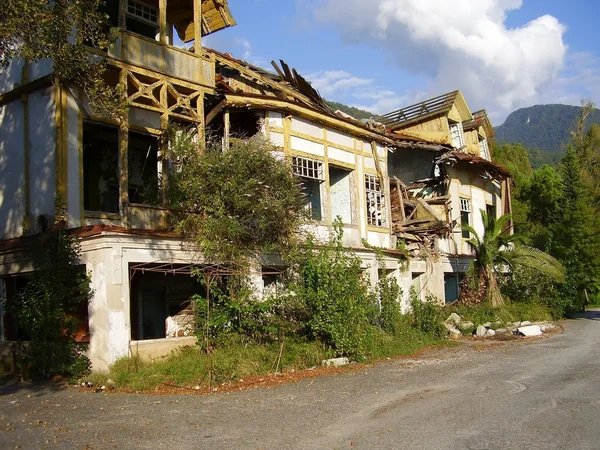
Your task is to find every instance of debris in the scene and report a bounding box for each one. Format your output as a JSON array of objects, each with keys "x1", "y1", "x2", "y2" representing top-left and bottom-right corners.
[
  {"x1": 458, "y1": 321, "x2": 474, "y2": 330},
  {"x1": 443, "y1": 322, "x2": 461, "y2": 336},
  {"x1": 321, "y1": 357, "x2": 349, "y2": 367},
  {"x1": 475, "y1": 325, "x2": 487, "y2": 337},
  {"x1": 514, "y1": 325, "x2": 542, "y2": 337},
  {"x1": 445, "y1": 313, "x2": 462, "y2": 325}
]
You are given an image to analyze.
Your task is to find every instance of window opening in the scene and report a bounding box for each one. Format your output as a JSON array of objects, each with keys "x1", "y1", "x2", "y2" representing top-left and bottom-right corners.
[
  {"x1": 365, "y1": 174, "x2": 386, "y2": 227},
  {"x1": 460, "y1": 198, "x2": 471, "y2": 239},
  {"x1": 130, "y1": 264, "x2": 202, "y2": 340},
  {"x1": 126, "y1": 0, "x2": 159, "y2": 40},
  {"x1": 293, "y1": 156, "x2": 324, "y2": 221},
  {"x1": 479, "y1": 138, "x2": 490, "y2": 160},
  {"x1": 329, "y1": 166, "x2": 353, "y2": 224},
  {"x1": 229, "y1": 111, "x2": 263, "y2": 139},
  {"x1": 486, "y1": 203, "x2": 495, "y2": 221},
  {"x1": 128, "y1": 131, "x2": 160, "y2": 205},
  {"x1": 449, "y1": 121, "x2": 465, "y2": 149},
  {"x1": 83, "y1": 122, "x2": 120, "y2": 213}
]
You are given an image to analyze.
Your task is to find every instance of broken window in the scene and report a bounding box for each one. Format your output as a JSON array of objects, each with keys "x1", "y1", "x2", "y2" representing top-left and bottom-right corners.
[
  {"x1": 229, "y1": 111, "x2": 263, "y2": 139},
  {"x1": 479, "y1": 138, "x2": 490, "y2": 160},
  {"x1": 293, "y1": 156, "x2": 324, "y2": 221},
  {"x1": 365, "y1": 174, "x2": 386, "y2": 227},
  {"x1": 83, "y1": 122, "x2": 120, "y2": 214},
  {"x1": 486, "y1": 203, "x2": 496, "y2": 221},
  {"x1": 449, "y1": 121, "x2": 465, "y2": 149},
  {"x1": 262, "y1": 266, "x2": 286, "y2": 298},
  {"x1": 329, "y1": 166, "x2": 353, "y2": 224},
  {"x1": 460, "y1": 198, "x2": 471, "y2": 238},
  {"x1": 128, "y1": 131, "x2": 161, "y2": 205},
  {"x1": 126, "y1": 0, "x2": 159, "y2": 40}
]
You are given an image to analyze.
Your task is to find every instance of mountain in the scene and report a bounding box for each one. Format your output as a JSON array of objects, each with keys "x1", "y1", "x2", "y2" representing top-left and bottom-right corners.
[
  {"x1": 325, "y1": 100, "x2": 377, "y2": 121},
  {"x1": 495, "y1": 104, "x2": 600, "y2": 165}
]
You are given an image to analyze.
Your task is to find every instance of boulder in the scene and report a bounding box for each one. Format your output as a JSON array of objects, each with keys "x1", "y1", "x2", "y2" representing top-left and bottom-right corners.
[
  {"x1": 459, "y1": 321, "x2": 475, "y2": 330},
  {"x1": 482, "y1": 322, "x2": 492, "y2": 328},
  {"x1": 539, "y1": 323, "x2": 555, "y2": 332},
  {"x1": 475, "y1": 325, "x2": 487, "y2": 337},
  {"x1": 514, "y1": 325, "x2": 542, "y2": 337},
  {"x1": 445, "y1": 313, "x2": 462, "y2": 325},
  {"x1": 322, "y1": 357, "x2": 349, "y2": 367},
  {"x1": 485, "y1": 329, "x2": 496, "y2": 337},
  {"x1": 444, "y1": 322, "x2": 461, "y2": 336},
  {"x1": 520, "y1": 321, "x2": 532, "y2": 326},
  {"x1": 495, "y1": 328, "x2": 508, "y2": 334}
]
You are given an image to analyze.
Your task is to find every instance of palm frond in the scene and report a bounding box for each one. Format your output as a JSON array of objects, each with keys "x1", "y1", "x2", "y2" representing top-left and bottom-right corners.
[{"x1": 503, "y1": 245, "x2": 566, "y2": 282}]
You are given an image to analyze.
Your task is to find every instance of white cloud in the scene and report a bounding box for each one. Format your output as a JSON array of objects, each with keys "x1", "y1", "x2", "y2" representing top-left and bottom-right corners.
[
  {"x1": 313, "y1": 0, "x2": 568, "y2": 120},
  {"x1": 305, "y1": 70, "x2": 410, "y2": 114}
]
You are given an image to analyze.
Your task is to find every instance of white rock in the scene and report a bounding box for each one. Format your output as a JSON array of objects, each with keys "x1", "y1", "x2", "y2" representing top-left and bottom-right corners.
[
  {"x1": 322, "y1": 357, "x2": 350, "y2": 367},
  {"x1": 495, "y1": 328, "x2": 508, "y2": 334},
  {"x1": 476, "y1": 325, "x2": 487, "y2": 337},
  {"x1": 520, "y1": 321, "x2": 531, "y2": 326},
  {"x1": 485, "y1": 329, "x2": 496, "y2": 337},
  {"x1": 459, "y1": 321, "x2": 474, "y2": 330},
  {"x1": 540, "y1": 323, "x2": 555, "y2": 332},
  {"x1": 482, "y1": 322, "x2": 492, "y2": 328},
  {"x1": 445, "y1": 313, "x2": 462, "y2": 325},
  {"x1": 444, "y1": 322, "x2": 461, "y2": 335},
  {"x1": 515, "y1": 325, "x2": 542, "y2": 337}
]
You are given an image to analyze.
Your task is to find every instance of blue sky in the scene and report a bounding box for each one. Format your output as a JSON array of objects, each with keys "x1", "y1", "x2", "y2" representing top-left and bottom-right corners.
[{"x1": 205, "y1": 0, "x2": 600, "y2": 125}]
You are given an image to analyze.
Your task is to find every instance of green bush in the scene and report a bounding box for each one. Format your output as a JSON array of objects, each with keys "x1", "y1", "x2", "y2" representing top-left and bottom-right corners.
[
  {"x1": 296, "y1": 219, "x2": 378, "y2": 359},
  {"x1": 410, "y1": 291, "x2": 446, "y2": 339},
  {"x1": 377, "y1": 275, "x2": 403, "y2": 334}
]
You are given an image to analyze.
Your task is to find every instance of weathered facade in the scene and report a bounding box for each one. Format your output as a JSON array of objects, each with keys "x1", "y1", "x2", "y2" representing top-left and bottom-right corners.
[{"x1": 0, "y1": 1, "x2": 511, "y2": 370}]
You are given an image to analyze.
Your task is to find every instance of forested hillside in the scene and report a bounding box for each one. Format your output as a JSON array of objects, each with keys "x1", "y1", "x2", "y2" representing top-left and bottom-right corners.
[
  {"x1": 325, "y1": 100, "x2": 377, "y2": 120},
  {"x1": 495, "y1": 104, "x2": 600, "y2": 167}
]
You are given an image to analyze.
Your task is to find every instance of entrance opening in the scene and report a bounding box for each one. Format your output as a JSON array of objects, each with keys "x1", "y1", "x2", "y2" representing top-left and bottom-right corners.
[
  {"x1": 128, "y1": 131, "x2": 160, "y2": 205},
  {"x1": 130, "y1": 264, "x2": 203, "y2": 340}
]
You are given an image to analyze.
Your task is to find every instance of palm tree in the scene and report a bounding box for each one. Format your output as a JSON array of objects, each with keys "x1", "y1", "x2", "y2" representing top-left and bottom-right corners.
[{"x1": 463, "y1": 211, "x2": 565, "y2": 307}]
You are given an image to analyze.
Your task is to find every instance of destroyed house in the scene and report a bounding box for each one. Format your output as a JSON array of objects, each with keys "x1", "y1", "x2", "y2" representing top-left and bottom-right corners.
[
  {"x1": 381, "y1": 93, "x2": 511, "y2": 303},
  {"x1": 0, "y1": 1, "x2": 511, "y2": 370}
]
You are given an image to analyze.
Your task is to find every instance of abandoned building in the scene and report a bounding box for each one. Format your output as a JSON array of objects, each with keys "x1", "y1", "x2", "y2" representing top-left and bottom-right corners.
[{"x1": 0, "y1": 1, "x2": 511, "y2": 370}]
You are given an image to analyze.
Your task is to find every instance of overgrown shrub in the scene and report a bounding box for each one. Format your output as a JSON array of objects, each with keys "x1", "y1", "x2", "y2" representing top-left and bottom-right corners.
[
  {"x1": 410, "y1": 290, "x2": 446, "y2": 339},
  {"x1": 296, "y1": 220, "x2": 378, "y2": 359},
  {"x1": 8, "y1": 229, "x2": 92, "y2": 379},
  {"x1": 377, "y1": 275, "x2": 403, "y2": 334}
]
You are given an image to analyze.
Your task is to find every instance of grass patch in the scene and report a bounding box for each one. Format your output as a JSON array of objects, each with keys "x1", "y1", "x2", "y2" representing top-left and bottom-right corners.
[{"x1": 87, "y1": 326, "x2": 447, "y2": 392}]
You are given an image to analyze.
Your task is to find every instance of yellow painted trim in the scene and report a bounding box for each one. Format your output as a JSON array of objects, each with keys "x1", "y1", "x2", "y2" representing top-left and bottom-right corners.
[
  {"x1": 326, "y1": 160, "x2": 355, "y2": 170},
  {"x1": 224, "y1": 94, "x2": 393, "y2": 145},
  {"x1": 84, "y1": 211, "x2": 121, "y2": 220},
  {"x1": 323, "y1": 128, "x2": 331, "y2": 226},
  {"x1": 283, "y1": 115, "x2": 292, "y2": 156},
  {"x1": 367, "y1": 225, "x2": 390, "y2": 233},
  {"x1": 289, "y1": 150, "x2": 325, "y2": 162}
]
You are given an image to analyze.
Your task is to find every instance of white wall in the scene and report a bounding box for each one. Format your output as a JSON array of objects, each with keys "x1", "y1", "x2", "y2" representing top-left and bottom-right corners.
[
  {"x1": 0, "y1": 100, "x2": 26, "y2": 238},
  {"x1": 29, "y1": 87, "x2": 56, "y2": 222}
]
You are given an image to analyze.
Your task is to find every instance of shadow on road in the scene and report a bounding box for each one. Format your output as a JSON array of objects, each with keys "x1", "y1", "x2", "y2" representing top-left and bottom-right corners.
[
  {"x1": 572, "y1": 309, "x2": 600, "y2": 321},
  {"x1": 0, "y1": 375, "x2": 67, "y2": 398}
]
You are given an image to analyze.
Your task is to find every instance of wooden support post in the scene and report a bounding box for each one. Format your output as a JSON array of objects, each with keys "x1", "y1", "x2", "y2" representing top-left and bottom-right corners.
[
  {"x1": 119, "y1": 69, "x2": 129, "y2": 227},
  {"x1": 393, "y1": 178, "x2": 406, "y2": 222},
  {"x1": 193, "y1": 0, "x2": 202, "y2": 54},
  {"x1": 159, "y1": 0, "x2": 168, "y2": 45},
  {"x1": 54, "y1": 81, "x2": 68, "y2": 223},
  {"x1": 160, "y1": 82, "x2": 169, "y2": 205},
  {"x1": 283, "y1": 115, "x2": 291, "y2": 156},
  {"x1": 196, "y1": 91, "x2": 205, "y2": 150},
  {"x1": 223, "y1": 108, "x2": 230, "y2": 152}
]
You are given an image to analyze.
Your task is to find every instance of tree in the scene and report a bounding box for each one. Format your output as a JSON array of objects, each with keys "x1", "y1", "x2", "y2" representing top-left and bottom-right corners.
[
  {"x1": 463, "y1": 211, "x2": 565, "y2": 307},
  {"x1": 8, "y1": 228, "x2": 92, "y2": 379},
  {"x1": 166, "y1": 133, "x2": 308, "y2": 266},
  {"x1": 0, "y1": 0, "x2": 123, "y2": 117}
]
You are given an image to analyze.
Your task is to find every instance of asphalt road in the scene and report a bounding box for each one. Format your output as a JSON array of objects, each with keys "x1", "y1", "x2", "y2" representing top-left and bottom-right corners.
[{"x1": 2, "y1": 311, "x2": 600, "y2": 450}]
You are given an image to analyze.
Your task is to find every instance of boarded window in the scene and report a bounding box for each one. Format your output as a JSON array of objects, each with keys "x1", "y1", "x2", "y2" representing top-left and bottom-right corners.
[
  {"x1": 365, "y1": 174, "x2": 386, "y2": 227},
  {"x1": 83, "y1": 122, "x2": 120, "y2": 213}
]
